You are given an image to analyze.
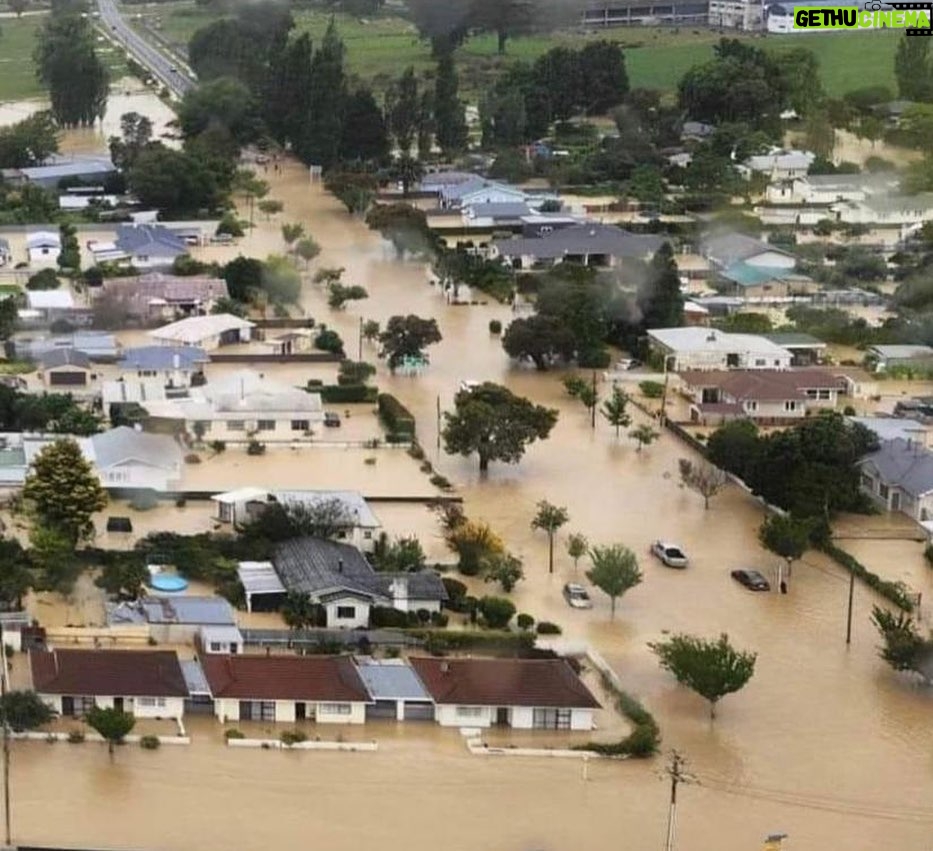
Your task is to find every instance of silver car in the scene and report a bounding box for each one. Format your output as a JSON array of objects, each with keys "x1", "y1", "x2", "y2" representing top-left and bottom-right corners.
[
  {"x1": 651, "y1": 540, "x2": 689, "y2": 569},
  {"x1": 562, "y1": 583, "x2": 593, "y2": 609}
]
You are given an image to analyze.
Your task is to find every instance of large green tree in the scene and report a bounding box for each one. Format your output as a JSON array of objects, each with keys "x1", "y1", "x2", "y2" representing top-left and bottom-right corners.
[
  {"x1": 127, "y1": 144, "x2": 230, "y2": 214},
  {"x1": 578, "y1": 41, "x2": 629, "y2": 115},
  {"x1": 178, "y1": 77, "x2": 262, "y2": 148},
  {"x1": 871, "y1": 606, "x2": 930, "y2": 678},
  {"x1": 0, "y1": 112, "x2": 58, "y2": 169},
  {"x1": 502, "y1": 315, "x2": 575, "y2": 371},
  {"x1": 895, "y1": 36, "x2": 933, "y2": 104},
  {"x1": 443, "y1": 382, "x2": 558, "y2": 472},
  {"x1": 299, "y1": 19, "x2": 347, "y2": 169},
  {"x1": 758, "y1": 514, "x2": 810, "y2": 576},
  {"x1": 265, "y1": 32, "x2": 313, "y2": 147},
  {"x1": 530, "y1": 500, "x2": 569, "y2": 575},
  {"x1": 586, "y1": 544, "x2": 642, "y2": 619},
  {"x1": 339, "y1": 87, "x2": 389, "y2": 163},
  {"x1": 0, "y1": 691, "x2": 53, "y2": 732},
  {"x1": 386, "y1": 67, "x2": 420, "y2": 154},
  {"x1": 85, "y1": 706, "x2": 135, "y2": 755},
  {"x1": 639, "y1": 242, "x2": 684, "y2": 330},
  {"x1": 23, "y1": 438, "x2": 107, "y2": 543},
  {"x1": 433, "y1": 52, "x2": 468, "y2": 155},
  {"x1": 650, "y1": 633, "x2": 757, "y2": 719},
  {"x1": 378, "y1": 314, "x2": 442, "y2": 371}
]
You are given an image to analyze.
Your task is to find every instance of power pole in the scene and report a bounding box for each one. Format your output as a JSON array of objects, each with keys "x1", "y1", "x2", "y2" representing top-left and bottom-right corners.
[
  {"x1": 357, "y1": 316, "x2": 363, "y2": 362},
  {"x1": 0, "y1": 621, "x2": 10, "y2": 847},
  {"x1": 662, "y1": 750, "x2": 694, "y2": 851},
  {"x1": 845, "y1": 569, "x2": 855, "y2": 645},
  {"x1": 590, "y1": 371, "x2": 597, "y2": 430}
]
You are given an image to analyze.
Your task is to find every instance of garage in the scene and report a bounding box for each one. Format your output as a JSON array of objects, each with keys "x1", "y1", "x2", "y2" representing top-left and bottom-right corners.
[
  {"x1": 355, "y1": 658, "x2": 434, "y2": 722},
  {"x1": 402, "y1": 702, "x2": 434, "y2": 721},
  {"x1": 49, "y1": 370, "x2": 88, "y2": 386},
  {"x1": 365, "y1": 700, "x2": 398, "y2": 720}
]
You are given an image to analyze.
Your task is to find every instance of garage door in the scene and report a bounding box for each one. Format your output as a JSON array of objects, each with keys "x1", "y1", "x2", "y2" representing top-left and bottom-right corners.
[
  {"x1": 365, "y1": 700, "x2": 398, "y2": 719},
  {"x1": 49, "y1": 371, "x2": 86, "y2": 386},
  {"x1": 403, "y1": 702, "x2": 434, "y2": 721}
]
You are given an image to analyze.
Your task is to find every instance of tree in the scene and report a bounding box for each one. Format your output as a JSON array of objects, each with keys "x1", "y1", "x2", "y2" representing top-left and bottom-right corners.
[
  {"x1": 706, "y1": 419, "x2": 761, "y2": 484},
  {"x1": 299, "y1": 19, "x2": 346, "y2": 169},
  {"x1": 758, "y1": 514, "x2": 810, "y2": 576},
  {"x1": 261, "y1": 255, "x2": 301, "y2": 305},
  {"x1": 501, "y1": 316, "x2": 575, "y2": 371},
  {"x1": 295, "y1": 237, "x2": 321, "y2": 266},
  {"x1": 566, "y1": 533, "x2": 588, "y2": 571},
  {"x1": 29, "y1": 524, "x2": 78, "y2": 594},
  {"x1": 281, "y1": 590, "x2": 317, "y2": 633},
  {"x1": 362, "y1": 320, "x2": 381, "y2": 343},
  {"x1": 478, "y1": 595, "x2": 516, "y2": 629},
  {"x1": 531, "y1": 501, "x2": 569, "y2": 575},
  {"x1": 127, "y1": 145, "x2": 229, "y2": 214},
  {"x1": 446, "y1": 519, "x2": 504, "y2": 576},
  {"x1": 340, "y1": 87, "x2": 389, "y2": 163},
  {"x1": 871, "y1": 606, "x2": 929, "y2": 677},
  {"x1": 679, "y1": 458, "x2": 727, "y2": 510},
  {"x1": 386, "y1": 67, "x2": 420, "y2": 154},
  {"x1": 8, "y1": 0, "x2": 28, "y2": 17},
  {"x1": 601, "y1": 386, "x2": 632, "y2": 437},
  {"x1": 57, "y1": 223, "x2": 80, "y2": 272},
  {"x1": 578, "y1": 40, "x2": 628, "y2": 114},
  {"x1": 639, "y1": 242, "x2": 683, "y2": 331},
  {"x1": 443, "y1": 382, "x2": 558, "y2": 472},
  {"x1": 0, "y1": 691, "x2": 53, "y2": 732},
  {"x1": 265, "y1": 32, "x2": 312, "y2": 147},
  {"x1": 178, "y1": 77, "x2": 262, "y2": 148},
  {"x1": 0, "y1": 538, "x2": 32, "y2": 609},
  {"x1": 23, "y1": 438, "x2": 107, "y2": 543},
  {"x1": 470, "y1": 0, "x2": 536, "y2": 54},
  {"x1": 895, "y1": 36, "x2": 933, "y2": 103},
  {"x1": 649, "y1": 633, "x2": 757, "y2": 719},
  {"x1": 433, "y1": 52, "x2": 467, "y2": 155},
  {"x1": 95, "y1": 557, "x2": 149, "y2": 601},
  {"x1": 391, "y1": 155, "x2": 424, "y2": 197},
  {"x1": 627, "y1": 164, "x2": 664, "y2": 206},
  {"x1": 365, "y1": 203, "x2": 432, "y2": 259},
  {"x1": 586, "y1": 544, "x2": 642, "y2": 619},
  {"x1": 338, "y1": 360, "x2": 376, "y2": 385},
  {"x1": 378, "y1": 314, "x2": 442, "y2": 372},
  {"x1": 26, "y1": 268, "x2": 59, "y2": 292},
  {"x1": 328, "y1": 283, "x2": 369, "y2": 310},
  {"x1": 483, "y1": 551, "x2": 524, "y2": 592},
  {"x1": 258, "y1": 200, "x2": 284, "y2": 219},
  {"x1": 223, "y1": 255, "x2": 264, "y2": 301},
  {"x1": 281, "y1": 223, "x2": 304, "y2": 249},
  {"x1": 371, "y1": 535, "x2": 426, "y2": 573},
  {"x1": 326, "y1": 171, "x2": 377, "y2": 216},
  {"x1": 630, "y1": 424, "x2": 659, "y2": 452},
  {"x1": 85, "y1": 706, "x2": 135, "y2": 755},
  {"x1": 0, "y1": 112, "x2": 59, "y2": 169}
]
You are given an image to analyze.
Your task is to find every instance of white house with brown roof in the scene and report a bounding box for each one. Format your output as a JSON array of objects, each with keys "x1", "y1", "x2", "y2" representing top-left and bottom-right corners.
[{"x1": 648, "y1": 328, "x2": 794, "y2": 371}]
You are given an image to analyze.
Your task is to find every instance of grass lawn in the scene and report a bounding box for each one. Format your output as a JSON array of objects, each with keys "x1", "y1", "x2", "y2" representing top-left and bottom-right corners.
[{"x1": 0, "y1": 16, "x2": 46, "y2": 102}]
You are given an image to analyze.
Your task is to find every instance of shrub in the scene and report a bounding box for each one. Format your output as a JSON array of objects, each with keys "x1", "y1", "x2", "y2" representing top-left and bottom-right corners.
[
  {"x1": 430, "y1": 474, "x2": 452, "y2": 490},
  {"x1": 489, "y1": 319, "x2": 502, "y2": 335},
  {"x1": 139, "y1": 735, "x2": 160, "y2": 750},
  {"x1": 578, "y1": 348, "x2": 611, "y2": 369},
  {"x1": 536, "y1": 621, "x2": 562, "y2": 635},
  {"x1": 442, "y1": 577, "x2": 468, "y2": 611},
  {"x1": 175, "y1": 497, "x2": 187, "y2": 508},
  {"x1": 210, "y1": 440, "x2": 226, "y2": 453},
  {"x1": 216, "y1": 213, "x2": 244, "y2": 237},
  {"x1": 247, "y1": 440, "x2": 266, "y2": 456},
  {"x1": 407, "y1": 444, "x2": 426, "y2": 461},
  {"x1": 26, "y1": 268, "x2": 60, "y2": 291},
  {"x1": 319, "y1": 384, "x2": 377, "y2": 403},
  {"x1": 821, "y1": 542, "x2": 914, "y2": 611},
  {"x1": 370, "y1": 606, "x2": 410, "y2": 628},
  {"x1": 639, "y1": 380, "x2": 664, "y2": 399},
  {"x1": 67, "y1": 730, "x2": 85, "y2": 744},
  {"x1": 224, "y1": 729, "x2": 245, "y2": 740},
  {"x1": 307, "y1": 379, "x2": 324, "y2": 388},
  {"x1": 843, "y1": 405, "x2": 856, "y2": 416},
  {"x1": 429, "y1": 611, "x2": 449, "y2": 627},
  {"x1": 516, "y1": 613, "x2": 535, "y2": 631},
  {"x1": 184, "y1": 453, "x2": 201, "y2": 464},
  {"x1": 377, "y1": 393, "x2": 416, "y2": 436},
  {"x1": 280, "y1": 730, "x2": 307, "y2": 746},
  {"x1": 478, "y1": 595, "x2": 516, "y2": 629},
  {"x1": 314, "y1": 328, "x2": 345, "y2": 355}
]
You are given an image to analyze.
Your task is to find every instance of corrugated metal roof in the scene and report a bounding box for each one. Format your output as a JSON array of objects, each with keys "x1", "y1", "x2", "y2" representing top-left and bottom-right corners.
[{"x1": 355, "y1": 659, "x2": 432, "y2": 701}]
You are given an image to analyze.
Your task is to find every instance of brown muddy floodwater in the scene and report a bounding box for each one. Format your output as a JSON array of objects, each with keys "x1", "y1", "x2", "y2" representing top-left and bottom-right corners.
[{"x1": 5, "y1": 159, "x2": 933, "y2": 850}]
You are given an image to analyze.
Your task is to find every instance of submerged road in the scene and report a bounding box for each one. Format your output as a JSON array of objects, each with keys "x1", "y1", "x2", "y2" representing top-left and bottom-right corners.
[{"x1": 96, "y1": 0, "x2": 195, "y2": 98}]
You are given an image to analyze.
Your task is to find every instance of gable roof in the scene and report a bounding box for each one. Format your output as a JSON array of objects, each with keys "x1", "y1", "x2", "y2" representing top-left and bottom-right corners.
[
  {"x1": 118, "y1": 346, "x2": 210, "y2": 372},
  {"x1": 30, "y1": 649, "x2": 188, "y2": 697},
  {"x1": 680, "y1": 369, "x2": 838, "y2": 401},
  {"x1": 201, "y1": 654, "x2": 370, "y2": 702},
  {"x1": 355, "y1": 659, "x2": 432, "y2": 701},
  {"x1": 493, "y1": 224, "x2": 663, "y2": 261},
  {"x1": 203, "y1": 371, "x2": 322, "y2": 415},
  {"x1": 410, "y1": 657, "x2": 600, "y2": 709},
  {"x1": 765, "y1": 332, "x2": 826, "y2": 349},
  {"x1": 115, "y1": 225, "x2": 187, "y2": 258},
  {"x1": 27, "y1": 290, "x2": 75, "y2": 311},
  {"x1": 149, "y1": 314, "x2": 255, "y2": 345},
  {"x1": 91, "y1": 426, "x2": 182, "y2": 470},
  {"x1": 702, "y1": 233, "x2": 794, "y2": 267},
  {"x1": 26, "y1": 231, "x2": 60, "y2": 249},
  {"x1": 869, "y1": 345, "x2": 933, "y2": 360},
  {"x1": 273, "y1": 537, "x2": 387, "y2": 600},
  {"x1": 859, "y1": 437, "x2": 933, "y2": 498},
  {"x1": 648, "y1": 327, "x2": 792, "y2": 359},
  {"x1": 719, "y1": 262, "x2": 797, "y2": 287},
  {"x1": 101, "y1": 273, "x2": 228, "y2": 311},
  {"x1": 39, "y1": 348, "x2": 90, "y2": 370}
]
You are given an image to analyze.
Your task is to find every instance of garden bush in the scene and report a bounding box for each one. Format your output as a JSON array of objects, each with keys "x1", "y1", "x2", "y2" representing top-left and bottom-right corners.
[
  {"x1": 821, "y1": 542, "x2": 914, "y2": 611},
  {"x1": 67, "y1": 730, "x2": 85, "y2": 744},
  {"x1": 139, "y1": 735, "x2": 160, "y2": 750},
  {"x1": 319, "y1": 384, "x2": 377, "y2": 403},
  {"x1": 280, "y1": 730, "x2": 307, "y2": 746},
  {"x1": 224, "y1": 729, "x2": 245, "y2": 740},
  {"x1": 516, "y1": 613, "x2": 535, "y2": 631},
  {"x1": 377, "y1": 393, "x2": 416, "y2": 436},
  {"x1": 441, "y1": 577, "x2": 468, "y2": 611},
  {"x1": 536, "y1": 621, "x2": 562, "y2": 635},
  {"x1": 247, "y1": 440, "x2": 266, "y2": 456},
  {"x1": 370, "y1": 606, "x2": 410, "y2": 628},
  {"x1": 639, "y1": 381, "x2": 664, "y2": 399},
  {"x1": 489, "y1": 319, "x2": 502, "y2": 335}
]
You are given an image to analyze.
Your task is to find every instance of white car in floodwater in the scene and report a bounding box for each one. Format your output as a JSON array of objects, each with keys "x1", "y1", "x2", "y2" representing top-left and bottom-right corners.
[
  {"x1": 459, "y1": 380, "x2": 482, "y2": 393},
  {"x1": 651, "y1": 540, "x2": 689, "y2": 569}
]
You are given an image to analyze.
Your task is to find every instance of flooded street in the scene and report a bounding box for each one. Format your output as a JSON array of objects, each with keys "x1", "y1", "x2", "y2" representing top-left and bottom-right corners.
[{"x1": 3, "y1": 154, "x2": 933, "y2": 848}]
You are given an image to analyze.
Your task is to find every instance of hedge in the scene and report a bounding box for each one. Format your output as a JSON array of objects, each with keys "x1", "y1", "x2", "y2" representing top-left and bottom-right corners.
[
  {"x1": 573, "y1": 670, "x2": 660, "y2": 759},
  {"x1": 821, "y1": 542, "x2": 915, "y2": 612},
  {"x1": 378, "y1": 393, "x2": 416, "y2": 436},
  {"x1": 319, "y1": 384, "x2": 378, "y2": 404},
  {"x1": 405, "y1": 628, "x2": 535, "y2": 656}
]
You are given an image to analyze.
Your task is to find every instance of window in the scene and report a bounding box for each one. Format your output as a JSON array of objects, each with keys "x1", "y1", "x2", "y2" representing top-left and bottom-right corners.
[
  {"x1": 818, "y1": 389, "x2": 832, "y2": 400},
  {"x1": 533, "y1": 708, "x2": 572, "y2": 730},
  {"x1": 195, "y1": 420, "x2": 211, "y2": 434},
  {"x1": 210, "y1": 642, "x2": 221, "y2": 652},
  {"x1": 806, "y1": 390, "x2": 818, "y2": 399},
  {"x1": 227, "y1": 420, "x2": 245, "y2": 431},
  {"x1": 456, "y1": 706, "x2": 483, "y2": 718},
  {"x1": 137, "y1": 697, "x2": 166, "y2": 708},
  {"x1": 784, "y1": 401, "x2": 797, "y2": 412},
  {"x1": 745, "y1": 401, "x2": 758, "y2": 412},
  {"x1": 336, "y1": 606, "x2": 356, "y2": 619},
  {"x1": 107, "y1": 471, "x2": 128, "y2": 483},
  {"x1": 754, "y1": 359, "x2": 766, "y2": 367},
  {"x1": 880, "y1": 483, "x2": 890, "y2": 499},
  {"x1": 257, "y1": 420, "x2": 276, "y2": 431},
  {"x1": 139, "y1": 369, "x2": 156, "y2": 377},
  {"x1": 861, "y1": 474, "x2": 875, "y2": 491},
  {"x1": 319, "y1": 703, "x2": 351, "y2": 715},
  {"x1": 363, "y1": 531, "x2": 373, "y2": 540},
  {"x1": 291, "y1": 420, "x2": 309, "y2": 431},
  {"x1": 77, "y1": 696, "x2": 95, "y2": 715}
]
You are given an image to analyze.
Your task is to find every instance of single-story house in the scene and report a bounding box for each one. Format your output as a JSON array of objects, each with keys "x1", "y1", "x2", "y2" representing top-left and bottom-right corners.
[
  {"x1": 25, "y1": 289, "x2": 77, "y2": 324},
  {"x1": 114, "y1": 225, "x2": 188, "y2": 269},
  {"x1": 211, "y1": 488, "x2": 381, "y2": 553},
  {"x1": 647, "y1": 328, "x2": 793, "y2": 371},
  {"x1": 12, "y1": 155, "x2": 116, "y2": 191},
  {"x1": 102, "y1": 378, "x2": 169, "y2": 407},
  {"x1": 91, "y1": 426, "x2": 184, "y2": 491},
  {"x1": 98, "y1": 273, "x2": 229, "y2": 322},
  {"x1": 740, "y1": 149, "x2": 815, "y2": 182},
  {"x1": 830, "y1": 194, "x2": 933, "y2": 230},
  {"x1": 239, "y1": 537, "x2": 446, "y2": 626},
  {"x1": 263, "y1": 330, "x2": 314, "y2": 356},
  {"x1": 682, "y1": 369, "x2": 839, "y2": 425},
  {"x1": 683, "y1": 301, "x2": 710, "y2": 327},
  {"x1": 201, "y1": 654, "x2": 371, "y2": 724},
  {"x1": 850, "y1": 416, "x2": 932, "y2": 448},
  {"x1": 680, "y1": 121, "x2": 714, "y2": 142},
  {"x1": 858, "y1": 437, "x2": 933, "y2": 521},
  {"x1": 410, "y1": 657, "x2": 600, "y2": 730},
  {"x1": 716, "y1": 263, "x2": 816, "y2": 299},
  {"x1": 117, "y1": 346, "x2": 209, "y2": 389},
  {"x1": 107, "y1": 595, "x2": 238, "y2": 645},
  {"x1": 764, "y1": 172, "x2": 899, "y2": 207},
  {"x1": 30, "y1": 648, "x2": 188, "y2": 719},
  {"x1": 197, "y1": 625, "x2": 245, "y2": 656},
  {"x1": 26, "y1": 231, "x2": 61, "y2": 268},
  {"x1": 15, "y1": 332, "x2": 118, "y2": 362},
  {"x1": 701, "y1": 233, "x2": 796, "y2": 271},
  {"x1": 764, "y1": 333, "x2": 827, "y2": 366},
  {"x1": 490, "y1": 224, "x2": 664, "y2": 270},
  {"x1": 867, "y1": 345, "x2": 933, "y2": 373},
  {"x1": 355, "y1": 658, "x2": 435, "y2": 721},
  {"x1": 38, "y1": 348, "x2": 93, "y2": 388},
  {"x1": 149, "y1": 314, "x2": 255, "y2": 350}
]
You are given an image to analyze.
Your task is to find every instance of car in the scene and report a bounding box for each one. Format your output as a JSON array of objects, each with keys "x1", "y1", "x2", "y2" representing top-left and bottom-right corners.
[
  {"x1": 458, "y1": 380, "x2": 482, "y2": 393},
  {"x1": 562, "y1": 583, "x2": 593, "y2": 609},
  {"x1": 323, "y1": 412, "x2": 341, "y2": 428},
  {"x1": 731, "y1": 569, "x2": 771, "y2": 592},
  {"x1": 651, "y1": 541, "x2": 689, "y2": 569}
]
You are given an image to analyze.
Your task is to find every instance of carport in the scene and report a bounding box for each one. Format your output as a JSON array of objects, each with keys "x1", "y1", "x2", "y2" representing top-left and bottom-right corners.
[{"x1": 356, "y1": 658, "x2": 434, "y2": 721}]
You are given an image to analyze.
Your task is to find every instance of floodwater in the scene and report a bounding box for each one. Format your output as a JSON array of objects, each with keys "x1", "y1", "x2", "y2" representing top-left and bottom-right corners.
[{"x1": 6, "y1": 160, "x2": 933, "y2": 850}]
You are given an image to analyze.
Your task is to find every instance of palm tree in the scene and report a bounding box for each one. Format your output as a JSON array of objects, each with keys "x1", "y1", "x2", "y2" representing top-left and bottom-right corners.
[{"x1": 531, "y1": 500, "x2": 569, "y2": 575}]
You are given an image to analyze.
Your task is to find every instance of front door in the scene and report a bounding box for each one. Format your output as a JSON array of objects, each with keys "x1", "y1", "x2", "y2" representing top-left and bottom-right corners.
[
  {"x1": 891, "y1": 491, "x2": 901, "y2": 511},
  {"x1": 61, "y1": 696, "x2": 75, "y2": 717},
  {"x1": 495, "y1": 707, "x2": 509, "y2": 726},
  {"x1": 295, "y1": 702, "x2": 306, "y2": 721},
  {"x1": 113, "y1": 697, "x2": 124, "y2": 712},
  {"x1": 239, "y1": 701, "x2": 252, "y2": 721}
]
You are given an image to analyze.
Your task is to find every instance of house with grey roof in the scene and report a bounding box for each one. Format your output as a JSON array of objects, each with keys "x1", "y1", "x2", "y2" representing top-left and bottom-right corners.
[
  {"x1": 26, "y1": 230, "x2": 60, "y2": 269},
  {"x1": 355, "y1": 658, "x2": 435, "y2": 721},
  {"x1": 108, "y1": 595, "x2": 240, "y2": 645},
  {"x1": 849, "y1": 416, "x2": 931, "y2": 449},
  {"x1": 98, "y1": 273, "x2": 228, "y2": 322},
  {"x1": 859, "y1": 438, "x2": 933, "y2": 522},
  {"x1": 38, "y1": 348, "x2": 93, "y2": 388},
  {"x1": 764, "y1": 333, "x2": 827, "y2": 366},
  {"x1": 238, "y1": 538, "x2": 446, "y2": 627},
  {"x1": 740, "y1": 149, "x2": 815, "y2": 181},
  {"x1": 91, "y1": 426, "x2": 183, "y2": 492},
  {"x1": 118, "y1": 345, "x2": 209, "y2": 390},
  {"x1": 11, "y1": 155, "x2": 116, "y2": 190},
  {"x1": 701, "y1": 233, "x2": 797, "y2": 271},
  {"x1": 490, "y1": 223, "x2": 664, "y2": 270},
  {"x1": 114, "y1": 225, "x2": 188, "y2": 270},
  {"x1": 868, "y1": 345, "x2": 933, "y2": 373},
  {"x1": 831, "y1": 193, "x2": 933, "y2": 233},
  {"x1": 15, "y1": 331, "x2": 118, "y2": 362}
]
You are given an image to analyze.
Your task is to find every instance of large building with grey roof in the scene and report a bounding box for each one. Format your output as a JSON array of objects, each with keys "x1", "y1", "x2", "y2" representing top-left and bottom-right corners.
[{"x1": 859, "y1": 437, "x2": 933, "y2": 524}]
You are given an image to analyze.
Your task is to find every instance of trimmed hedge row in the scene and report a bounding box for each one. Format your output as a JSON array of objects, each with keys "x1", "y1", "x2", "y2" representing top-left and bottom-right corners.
[
  {"x1": 319, "y1": 384, "x2": 378, "y2": 403},
  {"x1": 821, "y1": 542, "x2": 915, "y2": 612},
  {"x1": 405, "y1": 628, "x2": 535, "y2": 656},
  {"x1": 378, "y1": 393, "x2": 416, "y2": 436},
  {"x1": 574, "y1": 670, "x2": 660, "y2": 759}
]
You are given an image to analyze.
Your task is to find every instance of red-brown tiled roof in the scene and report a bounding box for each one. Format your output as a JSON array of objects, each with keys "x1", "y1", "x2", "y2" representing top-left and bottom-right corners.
[
  {"x1": 30, "y1": 649, "x2": 188, "y2": 697},
  {"x1": 680, "y1": 369, "x2": 838, "y2": 402},
  {"x1": 409, "y1": 657, "x2": 601, "y2": 709},
  {"x1": 201, "y1": 654, "x2": 370, "y2": 702}
]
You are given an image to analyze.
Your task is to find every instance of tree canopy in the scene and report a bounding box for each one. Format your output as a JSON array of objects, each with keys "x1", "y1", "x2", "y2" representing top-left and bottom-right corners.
[
  {"x1": 586, "y1": 544, "x2": 642, "y2": 619},
  {"x1": 378, "y1": 314, "x2": 442, "y2": 371},
  {"x1": 530, "y1": 500, "x2": 569, "y2": 574},
  {"x1": 85, "y1": 706, "x2": 135, "y2": 755}
]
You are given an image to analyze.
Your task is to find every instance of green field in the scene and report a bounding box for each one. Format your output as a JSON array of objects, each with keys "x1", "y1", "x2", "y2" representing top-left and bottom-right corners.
[{"x1": 146, "y1": 2, "x2": 901, "y2": 98}]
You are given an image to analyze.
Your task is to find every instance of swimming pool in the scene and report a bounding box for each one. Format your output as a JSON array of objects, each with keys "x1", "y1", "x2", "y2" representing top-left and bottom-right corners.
[{"x1": 149, "y1": 574, "x2": 189, "y2": 592}]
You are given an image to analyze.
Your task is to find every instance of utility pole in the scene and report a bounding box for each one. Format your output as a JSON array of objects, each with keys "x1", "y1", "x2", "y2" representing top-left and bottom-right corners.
[
  {"x1": 845, "y1": 569, "x2": 855, "y2": 645},
  {"x1": 357, "y1": 316, "x2": 363, "y2": 362},
  {"x1": 659, "y1": 355, "x2": 673, "y2": 426},
  {"x1": 663, "y1": 750, "x2": 694, "y2": 851},
  {"x1": 436, "y1": 395, "x2": 441, "y2": 451},
  {"x1": 590, "y1": 370, "x2": 597, "y2": 430},
  {"x1": 0, "y1": 621, "x2": 10, "y2": 847}
]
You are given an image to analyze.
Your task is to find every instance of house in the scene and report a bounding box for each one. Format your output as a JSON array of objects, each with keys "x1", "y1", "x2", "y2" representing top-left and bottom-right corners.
[
  {"x1": 98, "y1": 273, "x2": 229, "y2": 322},
  {"x1": 740, "y1": 149, "x2": 815, "y2": 182},
  {"x1": 409, "y1": 657, "x2": 600, "y2": 730},
  {"x1": 211, "y1": 487, "x2": 381, "y2": 553},
  {"x1": 30, "y1": 649, "x2": 188, "y2": 719},
  {"x1": 707, "y1": 0, "x2": 763, "y2": 29},
  {"x1": 583, "y1": 0, "x2": 707, "y2": 26},
  {"x1": 38, "y1": 348, "x2": 93, "y2": 388},
  {"x1": 238, "y1": 537, "x2": 446, "y2": 626},
  {"x1": 0, "y1": 238, "x2": 11, "y2": 267},
  {"x1": 25, "y1": 289, "x2": 78, "y2": 325},
  {"x1": 149, "y1": 314, "x2": 255, "y2": 350},
  {"x1": 15, "y1": 332, "x2": 118, "y2": 363},
  {"x1": 683, "y1": 301, "x2": 710, "y2": 327},
  {"x1": 764, "y1": 333, "x2": 826, "y2": 366},
  {"x1": 850, "y1": 416, "x2": 932, "y2": 448},
  {"x1": 114, "y1": 225, "x2": 188, "y2": 269},
  {"x1": 490, "y1": 224, "x2": 664, "y2": 270},
  {"x1": 263, "y1": 330, "x2": 314, "y2": 356},
  {"x1": 518, "y1": 214, "x2": 582, "y2": 239},
  {"x1": 91, "y1": 426, "x2": 183, "y2": 491},
  {"x1": 355, "y1": 658, "x2": 435, "y2": 721},
  {"x1": 868, "y1": 345, "x2": 933, "y2": 373},
  {"x1": 675, "y1": 253, "x2": 712, "y2": 292},
  {"x1": 647, "y1": 328, "x2": 793, "y2": 371},
  {"x1": 197, "y1": 625, "x2": 244, "y2": 656},
  {"x1": 11, "y1": 155, "x2": 116, "y2": 190},
  {"x1": 108, "y1": 595, "x2": 238, "y2": 644},
  {"x1": 201, "y1": 654, "x2": 371, "y2": 724},
  {"x1": 463, "y1": 201, "x2": 534, "y2": 227},
  {"x1": 429, "y1": 175, "x2": 539, "y2": 210},
  {"x1": 682, "y1": 369, "x2": 840, "y2": 426},
  {"x1": 765, "y1": 172, "x2": 899, "y2": 207},
  {"x1": 140, "y1": 370, "x2": 324, "y2": 441},
  {"x1": 680, "y1": 121, "x2": 715, "y2": 142},
  {"x1": 117, "y1": 346, "x2": 209, "y2": 389},
  {"x1": 102, "y1": 378, "x2": 170, "y2": 408},
  {"x1": 701, "y1": 233, "x2": 796, "y2": 271},
  {"x1": 26, "y1": 231, "x2": 61, "y2": 268},
  {"x1": 858, "y1": 438, "x2": 933, "y2": 521},
  {"x1": 831, "y1": 194, "x2": 933, "y2": 232},
  {"x1": 716, "y1": 263, "x2": 816, "y2": 299}
]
